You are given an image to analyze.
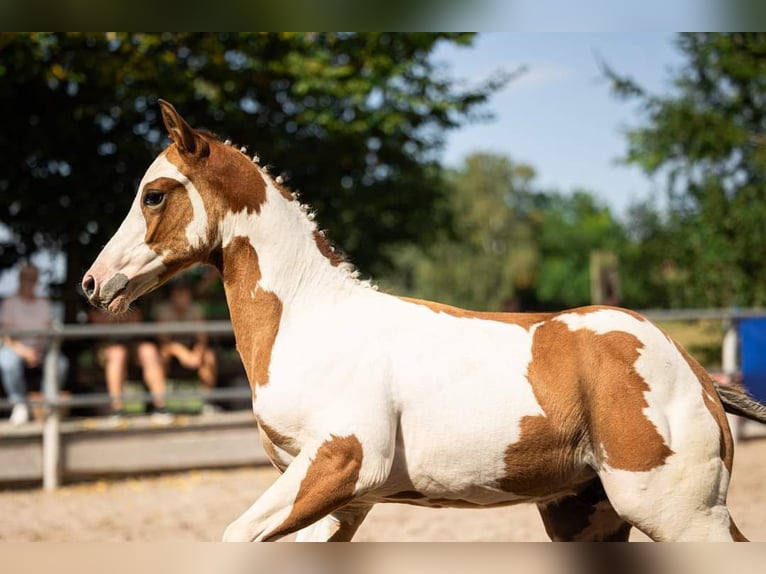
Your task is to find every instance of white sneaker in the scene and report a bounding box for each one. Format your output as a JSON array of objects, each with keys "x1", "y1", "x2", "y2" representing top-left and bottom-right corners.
[
  {"x1": 201, "y1": 403, "x2": 222, "y2": 416},
  {"x1": 150, "y1": 409, "x2": 174, "y2": 426},
  {"x1": 9, "y1": 404, "x2": 30, "y2": 426},
  {"x1": 107, "y1": 410, "x2": 127, "y2": 428}
]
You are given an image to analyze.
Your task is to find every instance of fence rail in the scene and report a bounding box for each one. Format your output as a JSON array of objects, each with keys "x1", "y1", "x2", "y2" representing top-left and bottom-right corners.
[
  {"x1": 1, "y1": 320, "x2": 242, "y2": 490},
  {"x1": 0, "y1": 319, "x2": 236, "y2": 340},
  {"x1": 2, "y1": 308, "x2": 764, "y2": 490},
  {"x1": 641, "y1": 308, "x2": 766, "y2": 322}
]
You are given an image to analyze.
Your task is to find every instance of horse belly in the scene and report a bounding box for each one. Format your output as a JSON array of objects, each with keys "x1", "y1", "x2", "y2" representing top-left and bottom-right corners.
[
  {"x1": 383, "y1": 390, "x2": 588, "y2": 506},
  {"x1": 381, "y1": 428, "x2": 589, "y2": 508}
]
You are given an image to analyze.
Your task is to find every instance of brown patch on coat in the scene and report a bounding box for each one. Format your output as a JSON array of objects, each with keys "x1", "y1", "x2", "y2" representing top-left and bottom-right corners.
[
  {"x1": 729, "y1": 515, "x2": 749, "y2": 541},
  {"x1": 673, "y1": 341, "x2": 734, "y2": 474},
  {"x1": 500, "y1": 314, "x2": 674, "y2": 498},
  {"x1": 268, "y1": 434, "x2": 363, "y2": 539},
  {"x1": 140, "y1": 176, "x2": 196, "y2": 279},
  {"x1": 400, "y1": 296, "x2": 550, "y2": 330},
  {"x1": 574, "y1": 320, "x2": 674, "y2": 473},
  {"x1": 500, "y1": 415, "x2": 590, "y2": 497},
  {"x1": 137, "y1": 140, "x2": 270, "y2": 287},
  {"x1": 313, "y1": 230, "x2": 345, "y2": 267},
  {"x1": 537, "y1": 478, "x2": 631, "y2": 541},
  {"x1": 559, "y1": 319, "x2": 673, "y2": 471},
  {"x1": 165, "y1": 136, "x2": 268, "y2": 219},
  {"x1": 221, "y1": 236, "x2": 282, "y2": 392}
]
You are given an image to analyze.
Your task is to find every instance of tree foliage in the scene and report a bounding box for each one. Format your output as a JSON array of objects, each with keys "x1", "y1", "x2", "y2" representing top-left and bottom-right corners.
[
  {"x1": 381, "y1": 153, "x2": 626, "y2": 311},
  {"x1": 383, "y1": 154, "x2": 541, "y2": 310},
  {"x1": 0, "y1": 32, "x2": 508, "y2": 318},
  {"x1": 606, "y1": 33, "x2": 766, "y2": 307},
  {"x1": 535, "y1": 191, "x2": 626, "y2": 309}
]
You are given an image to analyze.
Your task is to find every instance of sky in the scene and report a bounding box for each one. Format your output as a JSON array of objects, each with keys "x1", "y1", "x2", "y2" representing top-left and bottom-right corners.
[
  {"x1": 434, "y1": 33, "x2": 685, "y2": 216},
  {"x1": 468, "y1": 1, "x2": 721, "y2": 31}
]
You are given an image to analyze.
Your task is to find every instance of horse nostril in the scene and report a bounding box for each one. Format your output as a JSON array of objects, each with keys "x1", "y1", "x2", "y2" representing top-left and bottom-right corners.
[{"x1": 82, "y1": 274, "x2": 96, "y2": 299}]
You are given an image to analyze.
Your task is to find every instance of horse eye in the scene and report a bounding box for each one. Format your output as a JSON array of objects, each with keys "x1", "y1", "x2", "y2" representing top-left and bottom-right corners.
[{"x1": 143, "y1": 191, "x2": 165, "y2": 207}]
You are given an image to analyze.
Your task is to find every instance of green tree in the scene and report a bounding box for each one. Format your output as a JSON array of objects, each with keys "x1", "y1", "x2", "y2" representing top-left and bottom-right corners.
[
  {"x1": 382, "y1": 152, "x2": 627, "y2": 311},
  {"x1": 0, "y1": 32, "x2": 509, "y2": 319},
  {"x1": 606, "y1": 33, "x2": 766, "y2": 307},
  {"x1": 383, "y1": 154, "x2": 541, "y2": 310},
  {"x1": 535, "y1": 191, "x2": 626, "y2": 309},
  {"x1": 617, "y1": 202, "x2": 678, "y2": 308}
]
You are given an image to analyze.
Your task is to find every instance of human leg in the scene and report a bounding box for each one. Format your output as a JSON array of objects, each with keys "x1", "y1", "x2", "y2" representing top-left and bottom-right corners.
[
  {"x1": 199, "y1": 347, "x2": 217, "y2": 391},
  {"x1": 0, "y1": 345, "x2": 27, "y2": 404},
  {"x1": 136, "y1": 341, "x2": 168, "y2": 410},
  {"x1": 0, "y1": 346, "x2": 29, "y2": 425},
  {"x1": 102, "y1": 344, "x2": 128, "y2": 411}
]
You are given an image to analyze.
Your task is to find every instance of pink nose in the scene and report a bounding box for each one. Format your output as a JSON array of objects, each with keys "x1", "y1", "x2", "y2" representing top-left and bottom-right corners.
[{"x1": 82, "y1": 274, "x2": 97, "y2": 299}]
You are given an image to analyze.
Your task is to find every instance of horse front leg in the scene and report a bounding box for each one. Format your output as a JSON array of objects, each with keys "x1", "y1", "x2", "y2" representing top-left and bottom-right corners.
[{"x1": 223, "y1": 433, "x2": 385, "y2": 542}]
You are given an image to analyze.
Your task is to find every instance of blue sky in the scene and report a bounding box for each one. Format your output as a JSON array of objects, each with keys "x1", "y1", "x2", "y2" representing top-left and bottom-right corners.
[{"x1": 434, "y1": 33, "x2": 686, "y2": 216}]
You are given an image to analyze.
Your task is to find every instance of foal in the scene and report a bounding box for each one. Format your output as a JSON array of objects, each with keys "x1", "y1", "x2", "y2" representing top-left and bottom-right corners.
[{"x1": 83, "y1": 100, "x2": 766, "y2": 541}]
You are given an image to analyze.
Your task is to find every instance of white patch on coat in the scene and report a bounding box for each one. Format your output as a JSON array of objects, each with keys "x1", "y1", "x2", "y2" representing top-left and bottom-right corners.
[
  {"x1": 259, "y1": 287, "x2": 549, "y2": 504},
  {"x1": 294, "y1": 515, "x2": 341, "y2": 542}
]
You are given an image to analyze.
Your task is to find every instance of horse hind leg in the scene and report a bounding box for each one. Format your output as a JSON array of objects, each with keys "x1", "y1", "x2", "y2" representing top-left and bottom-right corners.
[
  {"x1": 294, "y1": 503, "x2": 372, "y2": 542},
  {"x1": 729, "y1": 516, "x2": 748, "y2": 541},
  {"x1": 537, "y1": 478, "x2": 632, "y2": 541},
  {"x1": 592, "y1": 415, "x2": 750, "y2": 545},
  {"x1": 586, "y1": 334, "x2": 747, "y2": 540},
  {"x1": 597, "y1": 460, "x2": 746, "y2": 541}
]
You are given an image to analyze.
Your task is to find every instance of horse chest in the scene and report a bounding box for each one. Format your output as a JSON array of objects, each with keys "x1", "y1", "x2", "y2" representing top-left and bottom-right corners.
[{"x1": 257, "y1": 424, "x2": 296, "y2": 472}]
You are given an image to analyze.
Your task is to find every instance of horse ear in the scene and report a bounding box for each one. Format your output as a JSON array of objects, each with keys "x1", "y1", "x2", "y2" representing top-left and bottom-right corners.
[{"x1": 158, "y1": 99, "x2": 207, "y2": 156}]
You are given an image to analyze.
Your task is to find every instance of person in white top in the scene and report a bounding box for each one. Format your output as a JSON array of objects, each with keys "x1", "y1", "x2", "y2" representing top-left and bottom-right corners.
[{"x1": 0, "y1": 264, "x2": 68, "y2": 425}]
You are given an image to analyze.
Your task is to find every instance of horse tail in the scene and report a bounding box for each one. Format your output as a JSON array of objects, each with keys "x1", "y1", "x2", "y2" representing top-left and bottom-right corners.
[{"x1": 714, "y1": 381, "x2": 766, "y2": 424}]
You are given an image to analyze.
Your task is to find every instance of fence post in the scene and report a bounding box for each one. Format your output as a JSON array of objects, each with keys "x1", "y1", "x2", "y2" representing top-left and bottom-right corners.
[
  {"x1": 722, "y1": 321, "x2": 738, "y2": 377},
  {"x1": 721, "y1": 320, "x2": 743, "y2": 442},
  {"x1": 42, "y1": 325, "x2": 62, "y2": 491}
]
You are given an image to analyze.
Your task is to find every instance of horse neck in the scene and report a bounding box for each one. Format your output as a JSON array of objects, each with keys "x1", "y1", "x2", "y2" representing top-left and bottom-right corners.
[{"x1": 217, "y1": 175, "x2": 359, "y2": 316}]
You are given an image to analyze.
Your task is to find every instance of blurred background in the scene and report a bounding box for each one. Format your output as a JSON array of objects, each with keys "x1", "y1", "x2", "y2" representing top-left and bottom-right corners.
[{"x1": 1, "y1": 32, "x2": 766, "y2": 541}]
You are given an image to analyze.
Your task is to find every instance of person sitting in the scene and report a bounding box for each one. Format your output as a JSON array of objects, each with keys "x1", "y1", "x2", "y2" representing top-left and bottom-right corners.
[
  {"x1": 155, "y1": 278, "x2": 218, "y2": 414},
  {"x1": 0, "y1": 264, "x2": 68, "y2": 425},
  {"x1": 88, "y1": 306, "x2": 172, "y2": 424}
]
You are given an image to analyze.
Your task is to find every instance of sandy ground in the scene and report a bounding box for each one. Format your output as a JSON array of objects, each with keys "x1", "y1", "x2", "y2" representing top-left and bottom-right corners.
[{"x1": 1, "y1": 436, "x2": 765, "y2": 542}]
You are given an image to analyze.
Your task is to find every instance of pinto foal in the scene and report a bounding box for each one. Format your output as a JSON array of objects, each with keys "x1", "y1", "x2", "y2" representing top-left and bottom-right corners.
[{"x1": 83, "y1": 100, "x2": 766, "y2": 542}]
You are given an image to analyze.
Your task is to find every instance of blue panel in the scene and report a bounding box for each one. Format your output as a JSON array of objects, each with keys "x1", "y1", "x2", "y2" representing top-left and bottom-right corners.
[{"x1": 738, "y1": 318, "x2": 766, "y2": 403}]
